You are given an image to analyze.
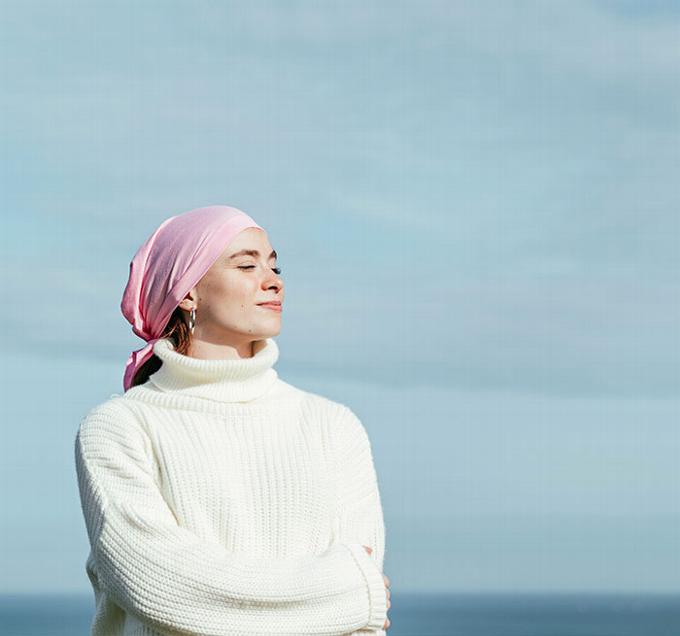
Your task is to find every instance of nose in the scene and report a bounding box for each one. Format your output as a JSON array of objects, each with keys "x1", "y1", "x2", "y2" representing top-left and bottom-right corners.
[{"x1": 262, "y1": 269, "x2": 283, "y2": 293}]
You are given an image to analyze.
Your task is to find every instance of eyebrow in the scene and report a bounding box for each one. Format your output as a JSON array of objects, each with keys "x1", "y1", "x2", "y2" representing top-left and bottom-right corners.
[{"x1": 228, "y1": 249, "x2": 277, "y2": 260}]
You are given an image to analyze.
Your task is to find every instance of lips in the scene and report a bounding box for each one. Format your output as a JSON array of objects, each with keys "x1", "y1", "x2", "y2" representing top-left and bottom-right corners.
[{"x1": 257, "y1": 301, "x2": 282, "y2": 312}]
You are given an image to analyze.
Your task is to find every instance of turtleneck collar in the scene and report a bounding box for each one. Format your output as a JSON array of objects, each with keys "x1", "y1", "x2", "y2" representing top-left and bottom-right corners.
[{"x1": 146, "y1": 337, "x2": 280, "y2": 403}]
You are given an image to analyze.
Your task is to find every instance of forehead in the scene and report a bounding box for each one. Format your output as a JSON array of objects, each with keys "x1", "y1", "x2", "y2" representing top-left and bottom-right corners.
[{"x1": 220, "y1": 227, "x2": 272, "y2": 255}]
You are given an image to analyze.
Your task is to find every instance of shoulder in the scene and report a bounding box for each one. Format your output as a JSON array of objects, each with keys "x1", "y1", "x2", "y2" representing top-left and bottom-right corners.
[
  {"x1": 76, "y1": 394, "x2": 151, "y2": 457},
  {"x1": 292, "y1": 386, "x2": 369, "y2": 442},
  {"x1": 263, "y1": 377, "x2": 346, "y2": 416},
  {"x1": 264, "y1": 380, "x2": 371, "y2": 448},
  {"x1": 78, "y1": 393, "x2": 142, "y2": 429},
  {"x1": 296, "y1": 385, "x2": 347, "y2": 416}
]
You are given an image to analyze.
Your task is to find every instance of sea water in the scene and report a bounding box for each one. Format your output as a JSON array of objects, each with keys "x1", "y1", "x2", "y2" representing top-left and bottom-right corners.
[{"x1": 1, "y1": 592, "x2": 679, "y2": 636}]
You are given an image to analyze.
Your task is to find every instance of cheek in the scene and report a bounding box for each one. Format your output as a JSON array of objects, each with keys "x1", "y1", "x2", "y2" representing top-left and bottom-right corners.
[{"x1": 202, "y1": 274, "x2": 257, "y2": 311}]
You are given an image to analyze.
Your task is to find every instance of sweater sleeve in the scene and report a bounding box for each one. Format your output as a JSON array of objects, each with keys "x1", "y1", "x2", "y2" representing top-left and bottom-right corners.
[
  {"x1": 335, "y1": 406, "x2": 388, "y2": 636},
  {"x1": 74, "y1": 399, "x2": 388, "y2": 636}
]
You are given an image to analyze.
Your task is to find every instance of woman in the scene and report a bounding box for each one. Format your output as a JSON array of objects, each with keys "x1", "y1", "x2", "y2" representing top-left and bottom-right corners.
[{"x1": 74, "y1": 205, "x2": 391, "y2": 635}]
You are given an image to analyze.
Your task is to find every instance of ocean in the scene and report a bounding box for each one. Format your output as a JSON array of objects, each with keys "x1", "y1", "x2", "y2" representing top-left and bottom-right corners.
[{"x1": 1, "y1": 592, "x2": 679, "y2": 636}]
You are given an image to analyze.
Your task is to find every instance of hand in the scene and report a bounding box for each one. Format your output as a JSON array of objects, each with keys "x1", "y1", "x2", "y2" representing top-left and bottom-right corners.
[{"x1": 363, "y1": 545, "x2": 390, "y2": 631}]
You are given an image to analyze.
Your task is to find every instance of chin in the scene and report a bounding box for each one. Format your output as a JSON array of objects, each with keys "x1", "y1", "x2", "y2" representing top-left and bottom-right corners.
[{"x1": 253, "y1": 323, "x2": 282, "y2": 339}]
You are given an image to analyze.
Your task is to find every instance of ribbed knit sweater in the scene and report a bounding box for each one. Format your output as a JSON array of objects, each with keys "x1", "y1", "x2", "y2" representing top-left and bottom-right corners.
[{"x1": 74, "y1": 336, "x2": 388, "y2": 636}]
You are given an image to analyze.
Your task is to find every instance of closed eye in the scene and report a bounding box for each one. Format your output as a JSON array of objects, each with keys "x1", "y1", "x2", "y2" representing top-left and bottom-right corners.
[{"x1": 239, "y1": 265, "x2": 282, "y2": 275}]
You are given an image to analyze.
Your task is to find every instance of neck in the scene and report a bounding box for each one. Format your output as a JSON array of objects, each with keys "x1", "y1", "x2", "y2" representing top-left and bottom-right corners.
[
  {"x1": 186, "y1": 337, "x2": 266, "y2": 360},
  {"x1": 146, "y1": 336, "x2": 280, "y2": 403}
]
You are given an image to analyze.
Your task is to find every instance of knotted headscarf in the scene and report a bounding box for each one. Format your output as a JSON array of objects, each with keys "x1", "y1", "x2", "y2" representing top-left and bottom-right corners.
[{"x1": 120, "y1": 205, "x2": 264, "y2": 392}]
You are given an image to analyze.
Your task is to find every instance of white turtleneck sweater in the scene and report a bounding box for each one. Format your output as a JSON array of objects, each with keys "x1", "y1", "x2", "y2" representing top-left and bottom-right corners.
[{"x1": 74, "y1": 337, "x2": 388, "y2": 636}]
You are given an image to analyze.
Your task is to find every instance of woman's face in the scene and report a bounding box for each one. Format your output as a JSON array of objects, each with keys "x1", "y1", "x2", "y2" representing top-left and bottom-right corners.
[{"x1": 180, "y1": 227, "x2": 284, "y2": 345}]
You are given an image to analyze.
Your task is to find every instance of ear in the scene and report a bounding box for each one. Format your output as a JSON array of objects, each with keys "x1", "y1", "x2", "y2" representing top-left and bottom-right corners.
[{"x1": 177, "y1": 289, "x2": 197, "y2": 311}]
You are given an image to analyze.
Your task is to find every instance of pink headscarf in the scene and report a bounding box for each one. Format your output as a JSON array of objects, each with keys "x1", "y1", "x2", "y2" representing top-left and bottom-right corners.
[{"x1": 120, "y1": 205, "x2": 264, "y2": 392}]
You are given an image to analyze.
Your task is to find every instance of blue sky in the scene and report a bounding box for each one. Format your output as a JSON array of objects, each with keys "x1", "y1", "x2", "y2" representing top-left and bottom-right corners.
[{"x1": 1, "y1": 1, "x2": 679, "y2": 594}]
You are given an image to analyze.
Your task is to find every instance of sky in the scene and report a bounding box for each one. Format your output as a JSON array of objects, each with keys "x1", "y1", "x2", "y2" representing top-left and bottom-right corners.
[{"x1": 1, "y1": 0, "x2": 679, "y2": 595}]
